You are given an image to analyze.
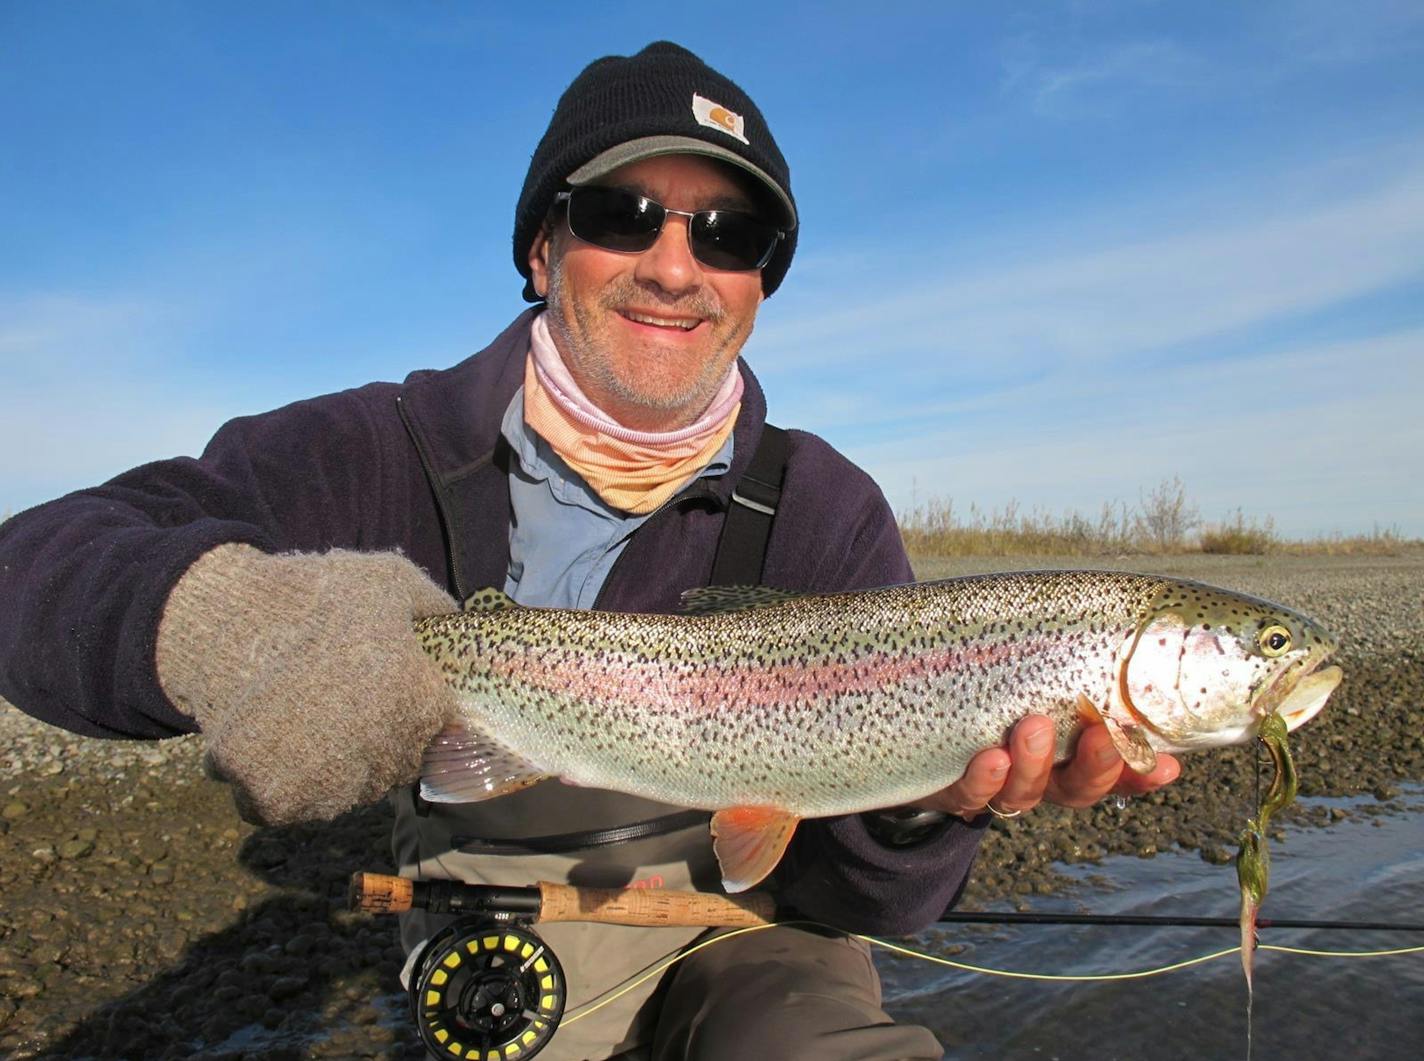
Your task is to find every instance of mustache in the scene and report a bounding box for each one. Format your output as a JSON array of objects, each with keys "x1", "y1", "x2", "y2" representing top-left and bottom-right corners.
[{"x1": 599, "y1": 278, "x2": 724, "y2": 323}]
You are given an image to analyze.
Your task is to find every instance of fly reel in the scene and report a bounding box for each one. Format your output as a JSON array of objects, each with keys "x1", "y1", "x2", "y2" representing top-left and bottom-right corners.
[{"x1": 408, "y1": 919, "x2": 567, "y2": 1060}]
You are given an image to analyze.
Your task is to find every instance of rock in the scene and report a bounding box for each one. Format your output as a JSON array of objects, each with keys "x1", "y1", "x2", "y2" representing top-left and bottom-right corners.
[
  {"x1": 157, "y1": 928, "x2": 188, "y2": 960},
  {"x1": 366, "y1": 1023, "x2": 397, "y2": 1045},
  {"x1": 57, "y1": 839, "x2": 94, "y2": 860},
  {"x1": 283, "y1": 934, "x2": 315, "y2": 956},
  {"x1": 268, "y1": 974, "x2": 310, "y2": 1001},
  {"x1": 1, "y1": 800, "x2": 27, "y2": 820}
]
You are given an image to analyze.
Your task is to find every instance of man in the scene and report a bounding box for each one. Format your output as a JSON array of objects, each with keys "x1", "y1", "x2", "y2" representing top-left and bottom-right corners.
[{"x1": 0, "y1": 42, "x2": 1177, "y2": 1059}]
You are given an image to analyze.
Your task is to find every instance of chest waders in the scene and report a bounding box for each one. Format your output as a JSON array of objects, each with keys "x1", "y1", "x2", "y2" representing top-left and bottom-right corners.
[{"x1": 392, "y1": 422, "x2": 788, "y2": 1060}]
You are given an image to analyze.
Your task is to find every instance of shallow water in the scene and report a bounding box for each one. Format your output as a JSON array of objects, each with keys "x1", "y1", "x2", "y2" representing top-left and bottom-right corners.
[{"x1": 878, "y1": 789, "x2": 1424, "y2": 1061}]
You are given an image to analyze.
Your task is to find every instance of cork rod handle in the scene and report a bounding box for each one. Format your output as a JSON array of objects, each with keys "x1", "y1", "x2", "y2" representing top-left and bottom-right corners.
[
  {"x1": 348, "y1": 872, "x2": 416, "y2": 914},
  {"x1": 536, "y1": 881, "x2": 777, "y2": 927},
  {"x1": 347, "y1": 872, "x2": 778, "y2": 927}
]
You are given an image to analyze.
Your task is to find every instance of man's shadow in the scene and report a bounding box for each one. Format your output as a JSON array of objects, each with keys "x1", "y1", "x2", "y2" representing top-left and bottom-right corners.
[{"x1": 39, "y1": 803, "x2": 429, "y2": 1061}]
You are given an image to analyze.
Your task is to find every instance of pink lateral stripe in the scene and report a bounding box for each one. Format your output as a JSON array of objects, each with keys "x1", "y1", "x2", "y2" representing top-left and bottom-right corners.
[{"x1": 482, "y1": 633, "x2": 1076, "y2": 711}]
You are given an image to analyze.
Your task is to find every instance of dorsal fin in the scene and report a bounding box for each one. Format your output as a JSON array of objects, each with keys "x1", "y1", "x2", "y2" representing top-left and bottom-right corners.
[
  {"x1": 679, "y1": 585, "x2": 804, "y2": 616},
  {"x1": 462, "y1": 587, "x2": 521, "y2": 613}
]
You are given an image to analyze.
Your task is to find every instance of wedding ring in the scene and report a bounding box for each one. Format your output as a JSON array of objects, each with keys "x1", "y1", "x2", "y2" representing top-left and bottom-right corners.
[{"x1": 987, "y1": 803, "x2": 1022, "y2": 819}]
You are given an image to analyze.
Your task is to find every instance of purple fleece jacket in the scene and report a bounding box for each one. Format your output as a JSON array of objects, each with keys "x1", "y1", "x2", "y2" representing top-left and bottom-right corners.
[{"x1": 0, "y1": 308, "x2": 984, "y2": 934}]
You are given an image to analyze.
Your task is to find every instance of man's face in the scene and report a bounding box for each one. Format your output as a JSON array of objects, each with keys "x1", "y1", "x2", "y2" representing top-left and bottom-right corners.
[{"x1": 527, "y1": 154, "x2": 766, "y2": 432}]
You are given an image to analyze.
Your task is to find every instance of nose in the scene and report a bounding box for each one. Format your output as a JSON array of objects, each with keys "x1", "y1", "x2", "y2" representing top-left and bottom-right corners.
[{"x1": 633, "y1": 213, "x2": 703, "y2": 297}]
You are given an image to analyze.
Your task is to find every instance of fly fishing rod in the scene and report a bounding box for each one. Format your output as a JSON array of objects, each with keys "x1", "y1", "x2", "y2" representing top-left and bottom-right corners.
[{"x1": 351, "y1": 872, "x2": 1423, "y2": 1060}]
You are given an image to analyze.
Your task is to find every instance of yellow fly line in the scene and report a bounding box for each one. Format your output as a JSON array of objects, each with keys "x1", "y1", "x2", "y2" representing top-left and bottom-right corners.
[
  {"x1": 857, "y1": 934, "x2": 1424, "y2": 981},
  {"x1": 559, "y1": 921, "x2": 1424, "y2": 1026}
]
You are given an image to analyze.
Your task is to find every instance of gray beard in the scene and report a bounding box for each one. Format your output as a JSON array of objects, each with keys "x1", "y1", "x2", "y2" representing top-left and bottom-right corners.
[{"x1": 541, "y1": 248, "x2": 744, "y2": 421}]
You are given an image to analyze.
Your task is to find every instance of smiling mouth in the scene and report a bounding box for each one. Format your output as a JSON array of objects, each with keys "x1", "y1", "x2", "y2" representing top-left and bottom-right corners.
[{"x1": 620, "y1": 309, "x2": 703, "y2": 331}]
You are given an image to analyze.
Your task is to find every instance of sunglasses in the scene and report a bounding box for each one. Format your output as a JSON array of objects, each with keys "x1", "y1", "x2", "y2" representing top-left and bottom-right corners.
[{"x1": 553, "y1": 186, "x2": 786, "y2": 272}]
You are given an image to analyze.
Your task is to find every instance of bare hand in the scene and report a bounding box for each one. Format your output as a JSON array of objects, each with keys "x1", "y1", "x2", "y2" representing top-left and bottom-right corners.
[{"x1": 908, "y1": 715, "x2": 1181, "y2": 820}]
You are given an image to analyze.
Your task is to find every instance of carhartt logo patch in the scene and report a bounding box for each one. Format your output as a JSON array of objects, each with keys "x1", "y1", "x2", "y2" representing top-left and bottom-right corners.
[{"x1": 692, "y1": 93, "x2": 749, "y2": 144}]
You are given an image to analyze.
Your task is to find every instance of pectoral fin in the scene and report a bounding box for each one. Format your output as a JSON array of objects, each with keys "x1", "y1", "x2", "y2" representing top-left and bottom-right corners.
[
  {"x1": 710, "y1": 806, "x2": 800, "y2": 893},
  {"x1": 1081, "y1": 693, "x2": 1159, "y2": 774},
  {"x1": 419, "y1": 723, "x2": 550, "y2": 803}
]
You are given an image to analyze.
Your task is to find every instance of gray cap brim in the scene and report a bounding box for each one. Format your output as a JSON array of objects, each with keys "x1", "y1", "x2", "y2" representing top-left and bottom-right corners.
[{"x1": 566, "y1": 135, "x2": 797, "y2": 230}]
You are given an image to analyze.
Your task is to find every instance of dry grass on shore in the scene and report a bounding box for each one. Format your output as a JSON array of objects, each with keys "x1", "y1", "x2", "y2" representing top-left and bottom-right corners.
[{"x1": 898, "y1": 478, "x2": 1419, "y2": 559}]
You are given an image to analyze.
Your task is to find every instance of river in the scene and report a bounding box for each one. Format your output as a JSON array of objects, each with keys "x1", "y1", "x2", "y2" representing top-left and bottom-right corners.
[{"x1": 879, "y1": 789, "x2": 1424, "y2": 1060}]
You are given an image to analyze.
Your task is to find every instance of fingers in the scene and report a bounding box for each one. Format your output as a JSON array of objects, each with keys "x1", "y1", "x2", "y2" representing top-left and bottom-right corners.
[
  {"x1": 989, "y1": 716, "x2": 1056, "y2": 814},
  {"x1": 1115, "y1": 751, "x2": 1181, "y2": 796},
  {"x1": 909, "y1": 715, "x2": 1056, "y2": 820},
  {"x1": 906, "y1": 718, "x2": 1184, "y2": 824},
  {"x1": 1043, "y1": 724, "x2": 1126, "y2": 808},
  {"x1": 1044, "y1": 726, "x2": 1182, "y2": 808},
  {"x1": 925, "y1": 745, "x2": 1010, "y2": 819}
]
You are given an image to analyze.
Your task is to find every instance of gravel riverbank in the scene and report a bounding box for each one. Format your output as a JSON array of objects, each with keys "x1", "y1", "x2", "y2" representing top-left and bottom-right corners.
[{"x1": 2, "y1": 553, "x2": 1420, "y2": 1059}]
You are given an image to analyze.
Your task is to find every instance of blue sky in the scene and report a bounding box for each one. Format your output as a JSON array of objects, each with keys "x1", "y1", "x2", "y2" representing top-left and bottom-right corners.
[{"x1": 3, "y1": 1, "x2": 1422, "y2": 538}]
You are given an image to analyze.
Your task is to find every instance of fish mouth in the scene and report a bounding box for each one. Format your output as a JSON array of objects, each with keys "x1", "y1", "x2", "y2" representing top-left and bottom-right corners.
[
  {"x1": 1275, "y1": 664, "x2": 1342, "y2": 731},
  {"x1": 1262, "y1": 650, "x2": 1342, "y2": 732}
]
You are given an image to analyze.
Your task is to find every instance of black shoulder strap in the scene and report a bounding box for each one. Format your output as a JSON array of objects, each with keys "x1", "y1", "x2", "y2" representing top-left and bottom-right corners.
[{"x1": 709, "y1": 424, "x2": 789, "y2": 586}]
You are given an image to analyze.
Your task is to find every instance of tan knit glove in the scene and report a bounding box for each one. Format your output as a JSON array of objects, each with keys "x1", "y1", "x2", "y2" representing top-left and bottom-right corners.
[{"x1": 156, "y1": 543, "x2": 459, "y2": 825}]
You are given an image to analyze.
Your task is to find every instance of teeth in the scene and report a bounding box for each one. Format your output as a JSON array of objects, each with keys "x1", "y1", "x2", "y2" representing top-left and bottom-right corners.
[{"x1": 625, "y1": 311, "x2": 698, "y2": 330}]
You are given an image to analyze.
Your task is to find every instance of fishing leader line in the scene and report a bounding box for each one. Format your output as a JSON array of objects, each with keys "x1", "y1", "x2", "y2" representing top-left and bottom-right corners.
[{"x1": 557, "y1": 921, "x2": 1424, "y2": 1028}]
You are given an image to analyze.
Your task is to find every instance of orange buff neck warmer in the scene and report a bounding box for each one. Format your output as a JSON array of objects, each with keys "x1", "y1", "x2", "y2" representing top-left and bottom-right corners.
[{"x1": 523, "y1": 313, "x2": 743, "y2": 515}]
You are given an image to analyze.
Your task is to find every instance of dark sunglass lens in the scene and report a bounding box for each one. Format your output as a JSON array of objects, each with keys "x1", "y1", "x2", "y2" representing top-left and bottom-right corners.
[
  {"x1": 690, "y1": 211, "x2": 779, "y2": 271},
  {"x1": 568, "y1": 187, "x2": 662, "y2": 252}
]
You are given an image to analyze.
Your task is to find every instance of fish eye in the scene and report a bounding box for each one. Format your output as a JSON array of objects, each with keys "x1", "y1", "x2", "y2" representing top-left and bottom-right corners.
[{"x1": 1259, "y1": 624, "x2": 1292, "y2": 657}]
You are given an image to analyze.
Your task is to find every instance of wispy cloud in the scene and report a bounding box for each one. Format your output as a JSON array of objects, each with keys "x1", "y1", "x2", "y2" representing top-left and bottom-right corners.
[
  {"x1": 0, "y1": 294, "x2": 183, "y2": 381},
  {"x1": 1003, "y1": 38, "x2": 1209, "y2": 118},
  {"x1": 1278, "y1": 0, "x2": 1424, "y2": 67},
  {"x1": 0, "y1": 293, "x2": 237, "y2": 512},
  {"x1": 747, "y1": 144, "x2": 1424, "y2": 537},
  {"x1": 754, "y1": 151, "x2": 1424, "y2": 385},
  {"x1": 844, "y1": 325, "x2": 1424, "y2": 538}
]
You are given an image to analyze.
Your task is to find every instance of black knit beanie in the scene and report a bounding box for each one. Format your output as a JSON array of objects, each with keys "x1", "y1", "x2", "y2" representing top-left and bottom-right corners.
[{"x1": 514, "y1": 41, "x2": 798, "y2": 302}]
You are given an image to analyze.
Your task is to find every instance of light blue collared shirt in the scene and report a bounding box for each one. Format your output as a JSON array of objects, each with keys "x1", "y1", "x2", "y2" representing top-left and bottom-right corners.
[{"x1": 498, "y1": 389, "x2": 733, "y2": 609}]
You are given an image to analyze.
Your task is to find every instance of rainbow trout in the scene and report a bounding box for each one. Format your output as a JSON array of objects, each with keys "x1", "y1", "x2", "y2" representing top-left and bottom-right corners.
[{"x1": 416, "y1": 571, "x2": 1340, "y2": 894}]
